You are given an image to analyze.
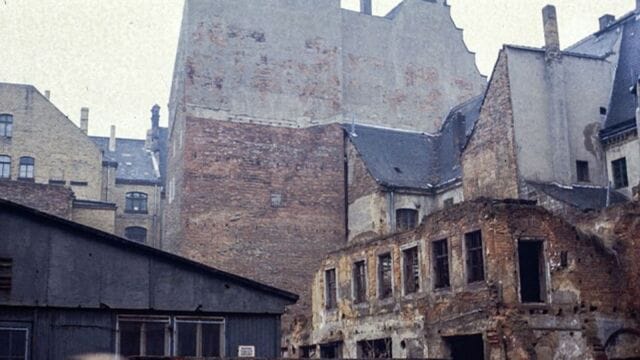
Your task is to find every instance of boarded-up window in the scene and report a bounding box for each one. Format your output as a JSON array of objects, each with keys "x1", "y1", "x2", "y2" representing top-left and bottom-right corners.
[
  {"x1": 0, "y1": 258, "x2": 12, "y2": 294},
  {"x1": 378, "y1": 253, "x2": 392, "y2": 298},
  {"x1": 0, "y1": 327, "x2": 28, "y2": 360},
  {"x1": 176, "y1": 319, "x2": 224, "y2": 357},
  {"x1": 433, "y1": 239, "x2": 450, "y2": 289},
  {"x1": 403, "y1": 247, "x2": 420, "y2": 294},
  {"x1": 465, "y1": 231, "x2": 485, "y2": 283},
  {"x1": 353, "y1": 261, "x2": 366, "y2": 303},
  {"x1": 325, "y1": 269, "x2": 337, "y2": 309}
]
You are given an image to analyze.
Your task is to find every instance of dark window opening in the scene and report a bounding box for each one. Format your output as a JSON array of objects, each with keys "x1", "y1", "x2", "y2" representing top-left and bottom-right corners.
[
  {"x1": 320, "y1": 342, "x2": 342, "y2": 359},
  {"x1": 576, "y1": 160, "x2": 590, "y2": 182},
  {"x1": 353, "y1": 261, "x2": 366, "y2": 303},
  {"x1": 396, "y1": 209, "x2": 418, "y2": 232},
  {"x1": 69, "y1": 181, "x2": 88, "y2": 187},
  {"x1": 48, "y1": 180, "x2": 66, "y2": 186},
  {"x1": 358, "y1": 338, "x2": 392, "y2": 358},
  {"x1": 403, "y1": 247, "x2": 420, "y2": 294},
  {"x1": 444, "y1": 198, "x2": 454, "y2": 208},
  {"x1": 125, "y1": 192, "x2": 148, "y2": 213},
  {"x1": 612, "y1": 158, "x2": 629, "y2": 189},
  {"x1": 0, "y1": 156, "x2": 10, "y2": 179},
  {"x1": 0, "y1": 114, "x2": 13, "y2": 138},
  {"x1": 125, "y1": 227, "x2": 147, "y2": 243},
  {"x1": 378, "y1": 253, "x2": 392, "y2": 299},
  {"x1": 325, "y1": 269, "x2": 337, "y2": 309},
  {"x1": 0, "y1": 258, "x2": 12, "y2": 294},
  {"x1": 518, "y1": 240, "x2": 546, "y2": 303},
  {"x1": 560, "y1": 251, "x2": 569, "y2": 268},
  {"x1": 465, "y1": 231, "x2": 485, "y2": 283},
  {"x1": 0, "y1": 328, "x2": 27, "y2": 360},
  {"x1": 600, "y1": 107, "x2": 607, "y2": 115},
  {"x1": 300, "y1": 345, "x2": 316, "y2": 359},
  {"x1": 176, "y1": 320, "x2": 223, "y2": 357},
  {"x1": 445, "y1": 334, "x2": 485, "y2": 360},
  {"x1": 118, "y1": 318, "x2": 169, "y2": 357},
  {"x1": 18, "y1": 157, "x2": 34, "y2": 180},
  {"x1": 433, "y1": 239, "x2": 450, "y2": 289}
]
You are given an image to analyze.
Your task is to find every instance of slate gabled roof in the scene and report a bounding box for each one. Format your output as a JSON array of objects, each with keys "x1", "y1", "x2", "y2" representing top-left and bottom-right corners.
[
  {"x1": 528, "y1": 182, "x2": 628, "y2": 210},
  {"x1": 345, "y1": 96, "x2": 483, "y2": 191},
  {"x1": 91, "y1": 137, "x2": 159, "y2": 184}
]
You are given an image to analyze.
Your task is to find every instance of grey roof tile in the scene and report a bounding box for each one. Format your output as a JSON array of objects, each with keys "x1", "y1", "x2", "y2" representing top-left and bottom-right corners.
[
  {"x1": 91, "y1": 137, "x2": 159, "y2": 184},
  {"x1": 528, "y1": 182, "x2": 628, "y2": 210}
]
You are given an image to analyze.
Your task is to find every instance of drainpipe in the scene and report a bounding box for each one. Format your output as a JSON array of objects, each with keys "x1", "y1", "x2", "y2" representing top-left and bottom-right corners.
[{"x1": 388, "y1": 190, "x2": 396, "y2": 233}]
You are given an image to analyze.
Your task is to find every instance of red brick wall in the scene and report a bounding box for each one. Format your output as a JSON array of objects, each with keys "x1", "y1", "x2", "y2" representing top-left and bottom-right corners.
[
  {"x1": 346, "y1": 140, "x2": 379, "y2": 205},
  {"x1": 462, "y1": 50, "x2": 520, "y2": 200},
  {"x1": 175, "y1": 118, "x2": 347, "y2": 329},
  {"x1": 0, "y1": 180, "x2": 73, "y2": 219}
]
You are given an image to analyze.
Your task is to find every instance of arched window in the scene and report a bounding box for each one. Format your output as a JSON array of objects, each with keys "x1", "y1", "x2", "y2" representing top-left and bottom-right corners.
[
  {"x1": 125, "y1": 226, "x2": 147, "y2": 243},
  {"x1": 396, "y1": 208, "x2": 418, "y2": 232},
  {"x1": 0, "y1": 155, "x2": 10, "y2": 179},
  {"x1": 0, "y1": 114, "x2": 13, "y2": 138},
  {"x1": 18, "y1": 157, "x2": 34, "y2": 180},
  {"x1": 125, "y1": 192, "x2": 148, "y2": 213}
]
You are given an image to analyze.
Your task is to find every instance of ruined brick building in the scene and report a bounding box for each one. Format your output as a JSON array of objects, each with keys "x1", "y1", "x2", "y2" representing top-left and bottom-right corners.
[
  {"x1": 0, "y1": 83, "x2": 166, "y2": 245},
  {"x1": 164, "y1": 0, "x2": 640, "y2": 358}
]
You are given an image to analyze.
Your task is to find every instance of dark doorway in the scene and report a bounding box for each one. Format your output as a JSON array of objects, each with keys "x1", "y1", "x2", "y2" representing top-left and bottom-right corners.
[
  {"x1": 445, "y1": 334, "x2": 485, "y2": 360},
  {"x1": 518, "y1": 240, "x2": 546, "y2": 303}
]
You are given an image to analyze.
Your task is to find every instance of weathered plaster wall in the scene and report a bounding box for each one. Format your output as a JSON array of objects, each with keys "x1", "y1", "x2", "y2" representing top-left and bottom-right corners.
[
  {"x1": 0, "y1": 84, "x2": 103, "y2": 200},
  {"x1": 174, "y1": 0, "x2": 484, "y2": 133},
  {"x1": 506, "y1": 48, "x2": 614, "y2": 187},
  {"x1": 462, "y1": 51, "x2": 520, "y2": 200}
]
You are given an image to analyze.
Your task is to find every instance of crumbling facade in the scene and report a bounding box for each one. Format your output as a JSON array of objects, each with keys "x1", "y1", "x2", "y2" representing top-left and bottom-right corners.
[{"x1": 306, "y1": 199, "x2": 640, "y2": 359}]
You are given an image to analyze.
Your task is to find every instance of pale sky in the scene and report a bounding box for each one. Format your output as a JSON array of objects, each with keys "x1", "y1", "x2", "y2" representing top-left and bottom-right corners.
[{"x1": 0, "y1": 0, "x2": 634, "y2": 139}]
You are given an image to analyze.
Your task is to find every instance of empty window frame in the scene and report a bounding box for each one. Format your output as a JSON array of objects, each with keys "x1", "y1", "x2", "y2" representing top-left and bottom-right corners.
[
  {"x1": 377, "y1": 253, "x2": 393, "y2": 299},
  {"x1": 612, "y1": 157, "x2": 629, "y2": 189},
  {"x1": 576, "y1": 160, "x2": 590, "y2": 182},
  {"x1": 353, "y1": 260, "x2": 367, "y2": 303},
  {"x1": 18, "y1": 157, "x2": 34, "y2": 180},
  {"x1": 0, "y1": 258, "x2": 12, "y2": 294},
  {"x1": 325, "y1": 269, "x2": 337, "y2": 310},
  {"x1": 465, "y1": 231, "x2": 485, "y2": 283},
  {"x1": 117, "y1": 316, "x2": 170, "y2": 357},
  {"x1": 300, "y1": 345, "x2": 316, "y2": 359},
  {"x1": 175, "y1": 318, "x2": 224, "y2": 357},
  {"x1": 0, "y1": 114, "x2": 13, "y2": 138},
  {"x1": 0, "y1": 156, "x2": 9, "y2": 179},
  {"x1": 0, "y1": 327, "x2": 28, "y2": 360},
  {"x1": 125, "y1": 227, "x2": 147, "y2": 243},
  {"x1": 125, "y1": 192, "x2": 148, "y2": 213},
  {"x1": 358, "y1": 338, "x2": 392, "y2": 359},
  {"x1": 396, "y1": 208, "x2": 418, "y2": 232},
  {"x1": 402, "y1": 246, "x2": 420, "y2": 294},
  {"x1": 517, "y1": 240, "x2": 547, "y2": 303},
  {"x1": 432, "y1": 239, "x2": 450, "y2": 289},
  {"x1": 319, "y1": 342, "x2": 342, "y2": 359}
]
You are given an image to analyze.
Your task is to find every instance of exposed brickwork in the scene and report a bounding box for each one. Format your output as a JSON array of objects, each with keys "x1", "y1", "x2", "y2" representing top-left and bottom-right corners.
[
  {"x1": 346, "y1": 140, "x2": 379, "y2": 206},
  {"x1": 462, "y1": 51, "x2": 520, "y2": 200},
  {"x1": 306, "y1": 199, "x2": 640, "y2": 359},
  {"x1": 168, "y1": 118, "x2": 346, "y2": 338},
  {"x1": 0, "y1": 180, "x2": 73, "y2": 218}
]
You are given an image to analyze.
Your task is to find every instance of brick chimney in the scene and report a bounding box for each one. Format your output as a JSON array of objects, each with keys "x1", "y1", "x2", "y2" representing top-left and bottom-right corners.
[
  {"x1": 109, "y1": 125, "x2": 116, "y2": 152},
  {"x1": 80, "y1": 107, "x2": 89, "y2": 134},
  {"x1": 44, "y1": 90, "x2": 51, "y2": 100},
  {"x1": 599, "y1": 14, "x2": 615, "y2": 31},
  {"x1": 151, "y1": 104, "x2": 160, "y2": 130},
  {"x1": 360, "y1": 0, "x2": 372, "y2": 15},
  {"x1": 542, "y1": 5, "x2": 561, "y2": 60}
]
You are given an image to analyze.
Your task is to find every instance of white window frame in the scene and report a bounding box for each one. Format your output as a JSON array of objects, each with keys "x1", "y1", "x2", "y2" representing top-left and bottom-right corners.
[
  {"x1": 174, "y1": 317, "x2": 225, "y2": 357},
  {"x1": 116, "y1": 315, "x2": 171, "y2": 357},
  {"x1": 0, "y1": 326, "x2": 29, "y2": 360}
]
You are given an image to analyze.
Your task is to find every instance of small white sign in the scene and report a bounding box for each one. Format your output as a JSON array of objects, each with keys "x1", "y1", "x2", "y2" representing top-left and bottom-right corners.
[{"x1": 238, "y1": 345, "x2": 256, "y2": 358}]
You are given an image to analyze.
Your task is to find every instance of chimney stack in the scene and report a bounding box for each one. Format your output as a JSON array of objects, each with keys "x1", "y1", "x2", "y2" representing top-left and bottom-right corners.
[
  {"x1": 360, "y1": 0, "x2": 372, "y2": 15},
  {"x1": 599, "y1": 14, "x2": 615, "y2": 31},
  {"x1": 80, "y1": 107, "x2": 89, "y2": 134},
  {"x1": 44, "y1": 90, "x2": 51, "y2": 100},
  {"x1": 542, "y1": 5, "x2": 561, "y2": 59},
  {"x1": 151, "y1": 104, "x2": 160, "y2": 130},
  {"x1": 109, "y1": 125, "x2": 116, "y2": 152}
]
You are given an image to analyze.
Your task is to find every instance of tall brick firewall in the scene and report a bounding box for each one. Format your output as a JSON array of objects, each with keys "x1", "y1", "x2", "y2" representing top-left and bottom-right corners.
[{"x1": 176, "y1": 118, "x2": 346, "y2": 330}]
